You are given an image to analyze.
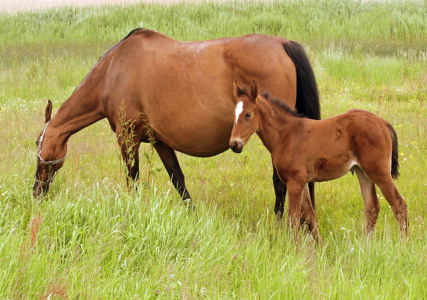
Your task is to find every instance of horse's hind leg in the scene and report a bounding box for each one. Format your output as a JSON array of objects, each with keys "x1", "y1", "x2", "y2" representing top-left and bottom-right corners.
[
  {"x1": 154, "y1": 142, "x2": 192, "y2": 204},
  {"x1": 273, "y1": 166, "x2": 287, "y2": 220},
  {"x1": 355, "y1": 167, "x2": 380, "y2": 234}
]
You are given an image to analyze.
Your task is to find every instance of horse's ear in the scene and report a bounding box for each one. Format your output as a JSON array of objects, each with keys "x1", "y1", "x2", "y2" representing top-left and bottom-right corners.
[
  {"x1": 233, "y1": 80, "x2": 245, "y2": 98},
  {"x1": 45, "y1": 99, "x2": 52, "y2": 123},
  {"x1": 250, "y1": 80, "x2": 258, "y2": 102}
]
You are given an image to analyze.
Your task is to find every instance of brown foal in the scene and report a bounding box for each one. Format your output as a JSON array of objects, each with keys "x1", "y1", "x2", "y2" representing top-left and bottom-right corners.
[{"x1": 230, "y1": 80, "x2": 408, "y2": 241}]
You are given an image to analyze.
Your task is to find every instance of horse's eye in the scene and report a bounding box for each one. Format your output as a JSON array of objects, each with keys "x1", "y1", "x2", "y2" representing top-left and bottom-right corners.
[{"x1": 245, "y1": 112, "x2": 252, "y2": 119}]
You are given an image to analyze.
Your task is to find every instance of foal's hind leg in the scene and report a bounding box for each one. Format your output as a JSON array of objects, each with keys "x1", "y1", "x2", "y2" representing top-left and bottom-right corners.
[
  {"x1": 354, "y1": 167, "x2": 380, "y2": 234},
  {"x1": 154, "y1": 142, "x2": 192, "y2": 205},
  {"x1": 369, "y1": 174, "x2": 408, "y2": 236}
]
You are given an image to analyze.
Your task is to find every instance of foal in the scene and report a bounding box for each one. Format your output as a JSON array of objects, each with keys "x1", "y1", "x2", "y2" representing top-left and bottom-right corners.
[{"x1": 230, "y1": 80, "x2": 408, "y2": 240}]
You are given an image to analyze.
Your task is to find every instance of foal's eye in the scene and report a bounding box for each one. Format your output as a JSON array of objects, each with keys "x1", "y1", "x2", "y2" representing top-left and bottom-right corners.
[{"x1": 245, "y1": 112, "x2": 252, "y2": 119}]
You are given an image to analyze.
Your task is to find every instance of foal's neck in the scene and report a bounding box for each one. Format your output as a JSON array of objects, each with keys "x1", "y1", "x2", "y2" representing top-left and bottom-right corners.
[{"x1": 256, "y1": 97, "x2": 303, "y2": 154}]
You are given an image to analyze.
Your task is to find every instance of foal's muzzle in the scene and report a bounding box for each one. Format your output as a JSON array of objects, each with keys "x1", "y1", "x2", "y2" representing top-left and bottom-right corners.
[{"x1": 230, "y1": 140, "x2": 243, "y2": 153}]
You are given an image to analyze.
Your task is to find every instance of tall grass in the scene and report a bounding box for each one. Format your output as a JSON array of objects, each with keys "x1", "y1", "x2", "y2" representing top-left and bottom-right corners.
[{"x1": 0, "y1": 1, "x2": 426, "y2": 298}]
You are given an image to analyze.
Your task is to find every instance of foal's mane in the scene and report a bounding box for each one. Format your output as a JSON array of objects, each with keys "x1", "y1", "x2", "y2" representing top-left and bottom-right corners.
[{"x1": 261, "y1": 92, "x2": 305, "y2": 118}]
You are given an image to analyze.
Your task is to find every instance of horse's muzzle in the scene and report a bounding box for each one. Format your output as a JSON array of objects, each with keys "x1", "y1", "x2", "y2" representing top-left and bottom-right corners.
[
  {"x1": 230, "y1": 140, "x2": 243, "y2": 153},
  {"x1": 32, "y1": 181, "x2": 49, "y2": 198}
]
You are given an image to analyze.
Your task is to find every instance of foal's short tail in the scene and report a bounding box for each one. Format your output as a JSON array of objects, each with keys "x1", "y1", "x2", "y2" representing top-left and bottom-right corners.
[{"x1": 387, "y1": 123, "x2": 400, "y2": 179}]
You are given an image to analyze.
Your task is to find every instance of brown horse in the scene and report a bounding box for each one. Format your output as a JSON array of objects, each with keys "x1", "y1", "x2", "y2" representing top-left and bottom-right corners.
[
  {"x1": 33, "y1": 29, "x2": 320, "y2": 218},
  {"x1": 230, "y1": 80, "x2": 408, "y2": 240}
]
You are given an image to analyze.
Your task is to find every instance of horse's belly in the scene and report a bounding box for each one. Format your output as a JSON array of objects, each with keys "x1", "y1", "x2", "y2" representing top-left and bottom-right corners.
[{"x1": 151, "y1": 112, "x2": 234, "y2": 157}]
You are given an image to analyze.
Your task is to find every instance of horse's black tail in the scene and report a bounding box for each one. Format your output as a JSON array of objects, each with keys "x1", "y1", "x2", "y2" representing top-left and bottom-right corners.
[
  {"x1": 283, "y1": 40, "x2": 320, "y2": 209},
  {"x1": 386, "y1": 123, "x2": 400, "y2": 179},
  {"x1": 283, "y1": 40, "x2": 321, "y2": 120}
]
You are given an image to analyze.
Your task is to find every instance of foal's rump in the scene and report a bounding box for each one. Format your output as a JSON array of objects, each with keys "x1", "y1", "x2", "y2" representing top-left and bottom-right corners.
[{"x1": 346, "y1": 109, "x2": 399, "y2": 178}]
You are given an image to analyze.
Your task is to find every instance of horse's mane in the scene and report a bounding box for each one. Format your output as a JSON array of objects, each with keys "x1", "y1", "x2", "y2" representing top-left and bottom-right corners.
[
  {"x1": 261, "y1": 92, "x2": 305, "y2": 118},
  {"x1": 98, "y1": 28, "x2": 143, "y2": 63},
  {"x1": 73, "y1": 28, "x2": 143, "y2": 93}
]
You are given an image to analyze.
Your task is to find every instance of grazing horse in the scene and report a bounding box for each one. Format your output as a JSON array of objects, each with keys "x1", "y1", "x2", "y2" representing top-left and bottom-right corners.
[
  {"x1": 33, "y1": 29, "x2": 320, "y2": 218},
  {"x1": 230, "y1": 80, "x2": 408, "y2": 240}
]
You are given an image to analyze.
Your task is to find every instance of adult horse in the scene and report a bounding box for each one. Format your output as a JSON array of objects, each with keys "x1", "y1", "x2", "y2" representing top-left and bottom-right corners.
[{"x1": 33, "y1": 28, "x2": 320, "y2": 218}]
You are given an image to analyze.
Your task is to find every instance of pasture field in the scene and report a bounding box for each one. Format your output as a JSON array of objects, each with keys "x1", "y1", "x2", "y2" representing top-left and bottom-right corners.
[{"x1": 0, "y1": 1, "x2": 426, "y2": 298}]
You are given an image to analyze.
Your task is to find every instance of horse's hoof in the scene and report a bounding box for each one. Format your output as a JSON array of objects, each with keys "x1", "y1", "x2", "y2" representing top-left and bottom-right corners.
[{"x1": 183, "y1": 198, "x2": 195, "y2": 211}]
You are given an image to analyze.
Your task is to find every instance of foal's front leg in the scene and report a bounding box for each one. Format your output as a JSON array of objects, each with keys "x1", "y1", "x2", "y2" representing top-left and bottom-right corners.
[
  {"x1": 286, "y1": 180, "x2": 304, "y2": 240},
  {"x1": 301, "y1": 184, "x2": 321, "y2": 242}
]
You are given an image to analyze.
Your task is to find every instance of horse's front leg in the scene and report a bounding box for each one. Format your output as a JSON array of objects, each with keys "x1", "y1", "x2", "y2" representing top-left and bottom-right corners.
[{"x1": 116, "y1": 131, "x2": 141, "y2": 186}]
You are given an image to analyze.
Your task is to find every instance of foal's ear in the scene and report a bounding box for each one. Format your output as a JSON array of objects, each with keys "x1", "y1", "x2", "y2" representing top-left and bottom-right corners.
[
  {"x1": 250, "y1": 80, "x2": 258, "y2": 102},
  {"x1": 233, "y1": 80, "x2": 245, "y2": 98},
  {"x1": 45, "y1": 99, "x2": 53, "y2": 123}
]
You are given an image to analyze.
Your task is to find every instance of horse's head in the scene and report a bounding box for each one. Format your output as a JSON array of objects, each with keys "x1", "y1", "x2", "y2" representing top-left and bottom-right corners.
[
  {"x1": 230, "y1": 80, "x2": 260, "y2": 153},
  {"x1": 33, "y1": 100, "x2": 67, "y2": 198}
]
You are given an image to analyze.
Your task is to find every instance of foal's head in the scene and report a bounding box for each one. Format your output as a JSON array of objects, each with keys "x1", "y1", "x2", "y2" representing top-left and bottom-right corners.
[
  {"x1": 33, "y1": 100, "x2": 67, "y2": 198},
  {"x1": 229, "y1": 80, "x2": 260, "y2": 153}
]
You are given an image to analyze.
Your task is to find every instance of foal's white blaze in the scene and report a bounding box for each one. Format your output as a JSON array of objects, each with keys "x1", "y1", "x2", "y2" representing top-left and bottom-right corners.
[{"x1": 235, "y1": 101, "x2": 244, "y2": 124}]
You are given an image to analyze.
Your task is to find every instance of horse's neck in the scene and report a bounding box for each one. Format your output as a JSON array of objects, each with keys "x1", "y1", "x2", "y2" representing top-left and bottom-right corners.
[
  {"x1": 48, "y1": 50, "x2": 116, "y2": 146},
  {"x1": 49, "y1": 80, "x2": 104, "y2": 145},
  {"x1": 256, "y1": 99, "x2": 300, "y2": 155}
]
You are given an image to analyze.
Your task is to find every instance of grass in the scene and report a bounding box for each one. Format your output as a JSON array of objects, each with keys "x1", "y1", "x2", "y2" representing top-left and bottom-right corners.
[{"x1": 0, "y1": 0, "x2": 426, "y2": 298}]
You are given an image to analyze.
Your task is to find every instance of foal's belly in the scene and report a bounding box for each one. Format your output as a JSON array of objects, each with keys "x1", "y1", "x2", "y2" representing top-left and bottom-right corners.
[{"x1": 308, "y1": 156, "x2": 357, "y2": 182}]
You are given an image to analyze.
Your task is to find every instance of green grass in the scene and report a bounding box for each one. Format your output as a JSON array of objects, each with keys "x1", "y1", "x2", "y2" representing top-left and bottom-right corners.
[{"x1": 0, "y1": 1, "x2": 426, "y2": 298}]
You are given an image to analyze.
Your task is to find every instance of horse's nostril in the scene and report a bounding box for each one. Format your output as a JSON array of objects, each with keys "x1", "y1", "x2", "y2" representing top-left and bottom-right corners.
[{"x1": 233, "y1": 142, "x2": 238, "y2": 150}]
